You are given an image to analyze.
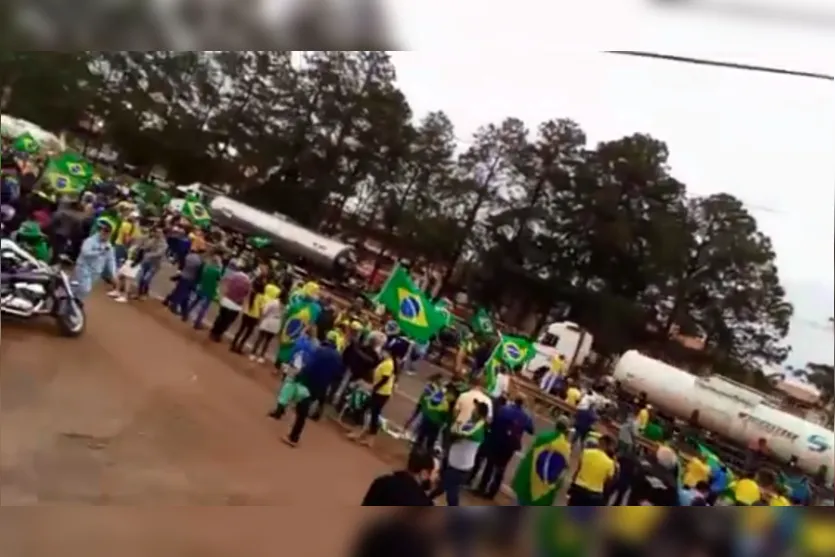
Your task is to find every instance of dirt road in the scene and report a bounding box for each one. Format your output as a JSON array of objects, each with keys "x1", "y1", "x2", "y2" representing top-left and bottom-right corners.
[
  {"x1": 0, "y1": 292, "x2": 393, "y2": 555},
  {"x1": 145, "y1": 265, "x2": 547, "y2": 492}
]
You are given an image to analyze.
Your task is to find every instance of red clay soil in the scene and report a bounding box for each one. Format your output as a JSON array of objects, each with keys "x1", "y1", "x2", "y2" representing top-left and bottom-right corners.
[{"x1": 0, "y1": 290, "x2": 393, "y2": 556}]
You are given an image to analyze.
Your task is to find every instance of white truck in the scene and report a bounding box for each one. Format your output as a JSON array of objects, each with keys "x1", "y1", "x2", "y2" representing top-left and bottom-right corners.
[
  {"x1": 612, "y1": 350, "x2": 834, "y2": 481},
  {"x1": 522, "y1": 321, "x2": 594, "y2": 377}
]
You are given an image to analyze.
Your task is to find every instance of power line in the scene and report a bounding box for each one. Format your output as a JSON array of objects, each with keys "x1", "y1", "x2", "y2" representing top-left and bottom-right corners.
[{"x1": 605, "y1": 51, "x2": 834, "y2": 81}]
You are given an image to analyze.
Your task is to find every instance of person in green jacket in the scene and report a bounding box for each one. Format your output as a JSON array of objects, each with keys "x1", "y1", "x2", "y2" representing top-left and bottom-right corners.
[
  {"x1": 15, "y1": 220, "x2": 51, "y2": 262},
  {"x1": 187, "y1": 251, "x2": 223, "y2": 329}
]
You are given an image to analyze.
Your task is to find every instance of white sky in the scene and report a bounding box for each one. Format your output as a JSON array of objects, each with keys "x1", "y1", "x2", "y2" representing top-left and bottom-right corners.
[{"x1": 385, "y1": 1, "x2": 834, "y2": 366}]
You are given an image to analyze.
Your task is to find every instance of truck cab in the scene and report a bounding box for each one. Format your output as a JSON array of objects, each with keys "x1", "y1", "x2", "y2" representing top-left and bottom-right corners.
[{"x1": 523, "y1": 321, "x2": 593, "y2": 378}]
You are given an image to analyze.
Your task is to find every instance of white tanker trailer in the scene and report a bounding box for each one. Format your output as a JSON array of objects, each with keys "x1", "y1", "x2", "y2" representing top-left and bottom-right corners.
[
  {"x1": 612, "y1": 350, "x2": 834, "y2": 481},
  {"x1": 208, "y1": 196, "x2": 356, "y2": 277}
]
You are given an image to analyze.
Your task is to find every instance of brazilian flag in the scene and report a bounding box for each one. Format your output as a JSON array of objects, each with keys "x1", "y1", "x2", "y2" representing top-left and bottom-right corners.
[
  {"x1": 275, "y1": 299, "x2": 321, "y2": 364},
  {"x1": 419, "y1": 382, "x2": 451, "y2": 426},
  {"x1": 450, "y1": 415, "x2": 486, "y2": 443},
  {"x1": 12, "y1": 132, "x2": 40, "y2": 154},
  {"x1": 434, "y1": 298, "x2": 454, "y2": 327},
  {"x1": 46, "y1": 152, "x2": 94, "y2": 183},
  {"x1": 483, "y1": 333, "x2": 535, "y2": 392},
  {"x1": 370, "y1": 263, "x2": 446, "y2": 343},
  {"x1": 513, "y1": 429, "x2": 571, "y2": 505},
  {"x1": 91, "y1": 209, "x2": 121, "y2": 241},
  {"x1": 469, "y1": 307, "x2": 495, "y2": 335}
]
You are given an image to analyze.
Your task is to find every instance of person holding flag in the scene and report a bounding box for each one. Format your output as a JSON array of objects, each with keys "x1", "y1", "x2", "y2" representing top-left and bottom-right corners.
[
  {"x1": 410, "y1": 373, "x2": 451, "y2": 457},
  {"x1": 428, "y1": 399, "x2": 490, "y2": 506},
  {"x1": 512, "y1": 416, "x2": 571, "y2": 505},
  {"x1": 481, "y1": 333, "x2": 536, "y2": 401},
  {"x1": 274, "y1": 283, "x2": 322, "y2": 370}
]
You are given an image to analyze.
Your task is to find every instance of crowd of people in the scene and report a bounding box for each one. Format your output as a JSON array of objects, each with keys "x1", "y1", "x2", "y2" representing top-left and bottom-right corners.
[{"x1": 3, "y1": 140, "x2": 832, "y2": 510}]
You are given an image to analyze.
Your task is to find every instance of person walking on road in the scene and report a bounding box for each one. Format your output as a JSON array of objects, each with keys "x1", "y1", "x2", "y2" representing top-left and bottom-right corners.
[
  {"x1": 282, "y1": 337, "x2": 343, "y2": 447},
  {"x1": 135, "y1": 226, "x2": 168, "y2": 298},
  {"x1": 474, "y1": 395, "x2": 533, "y2": 501},
  {"x1": 72, "y1": 219, "x2": 117, "y2": 300}
]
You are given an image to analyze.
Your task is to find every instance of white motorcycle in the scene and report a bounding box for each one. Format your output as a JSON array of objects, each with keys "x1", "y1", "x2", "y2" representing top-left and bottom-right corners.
[{"x1": 0, "y1": 237, "x2": 86, "y2": 337}]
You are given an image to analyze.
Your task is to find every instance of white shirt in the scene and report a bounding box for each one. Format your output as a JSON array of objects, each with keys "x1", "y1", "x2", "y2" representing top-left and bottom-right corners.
[
  {"x1": 219, "y1": 297, "x2": 242, "y2": 312},
  {"x1": 258, "y1": 300, "x2": 283, "y2": 333},
  {"x1": 447, "y1": 439, "x2": 480, "y2": 471},
  {"x1": 489, "y1": 373, "x2": 510, "y2": 398},
  {"x1": 454, "y1": 389, "x2": 493, "y2": 425}
]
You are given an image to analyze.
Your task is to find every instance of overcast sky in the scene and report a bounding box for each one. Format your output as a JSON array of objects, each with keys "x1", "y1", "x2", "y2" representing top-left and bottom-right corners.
[{"x1": 386, "y1": 2, "x2": 834, "y2": 367}]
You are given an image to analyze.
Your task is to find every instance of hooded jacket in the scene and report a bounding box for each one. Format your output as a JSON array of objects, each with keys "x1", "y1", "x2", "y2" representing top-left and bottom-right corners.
[{"x1": 258, "y1": 284, "x2": 283, "y2": 333}]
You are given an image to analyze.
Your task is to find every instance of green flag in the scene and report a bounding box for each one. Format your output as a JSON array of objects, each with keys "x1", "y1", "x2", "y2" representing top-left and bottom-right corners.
[
  {"x1": 92, "y1": 209, "x2": 121, "y2": 241},
  {"x1": 450, "y1": 415, "x2": 486, "y2": 444},
  {"x1": 419, "y1": 382, "x2": 451, "y2": 426},
  {"x1": 483, "y1": 333, "x2": 536, "y2": 392},
  {"x1": 513, "y1": 429, "x2": 571, "y2": 505},
  {"x1": 248, "y1": 235, "x2": 272, "y2": 249},
  {"x1": 12, "y1": 132, "x2": 40, "y2": 154},
  {"x1": 435, "y1": 298, "x2": 454, "y2": 327},
  {"x1": 469, "y1": 307, "x2": 495, "y2": 335},
  {"x1": 47, "y1": 152, "x2": 94, "y2": 182},
  {"x1": 371, "y1": 264, "x2": 446, "y2": 343},
  {"x1": 274, "y1": 299, "x2": 321, "y2": 364},
  {"x1": 181, "y1": 199, "x2": 211, "y2": 227}
]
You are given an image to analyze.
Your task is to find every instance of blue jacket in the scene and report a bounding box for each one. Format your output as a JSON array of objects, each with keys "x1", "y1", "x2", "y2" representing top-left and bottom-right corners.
[
  {"x1": 72, "y1": 235, "x2": 116, "y2": 299},
  {"x1": 296, "y1": 344, "x2": 343, "y2": 397},
  {"x1": 489, "y1": 403, "x2": 534, "y2": 452},
  {"x1": 289, "y1": 335, "x2": 317, "y2": 368}
]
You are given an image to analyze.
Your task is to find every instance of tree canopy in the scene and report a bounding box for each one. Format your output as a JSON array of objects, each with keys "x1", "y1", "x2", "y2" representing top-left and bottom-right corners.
[{"x1": 0, "y1": 51, "x2": 795, "y2": 383}]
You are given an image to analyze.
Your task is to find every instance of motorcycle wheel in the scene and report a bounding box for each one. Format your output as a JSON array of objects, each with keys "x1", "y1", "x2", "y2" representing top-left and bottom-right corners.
[{"x1": 55, "y1": 298, "x2": 85, "y2": 337}]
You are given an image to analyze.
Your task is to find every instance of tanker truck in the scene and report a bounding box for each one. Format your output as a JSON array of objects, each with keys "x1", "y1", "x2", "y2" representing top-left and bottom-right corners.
[
  {"x1": 208, "y1": 195, "x2": 357, "y2": 278},
  {"x1": 612, "y1": 350, "x2": 834, "y2": 482}
]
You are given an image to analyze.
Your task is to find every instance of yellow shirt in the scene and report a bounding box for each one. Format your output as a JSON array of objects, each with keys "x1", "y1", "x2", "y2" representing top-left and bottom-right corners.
[
  {"x1": 731, "y1": 478, "x2": 762, "y2": 505},
  {"x1": 769, "y1": 494, "x2": 791, "y2": 506},
  {"x1": 189, "y1": 233, "x2": 206, "y2": 252},
  {"x1": 550, "y1": 355, "x2": 565, "y2": 375},
  {"x1": 372, "y1": 357, "x2": 395, "y2": 396},
  {"x1": 565, "y1": 387, "x2": 582, "y2": 406},
  {"x1": 682, "y1": 457, "x2": 710, "y2": 488},
  {"x1": 636, "y1": 408, "x2": 649, "y2": 430},
  {"x1": 573, "y1": 448, "x2": 615, "y2": 494},
  {"x1": 243, "y1": 293, "x2": 264, "y2": 318},
  {"x1": 115, "y1": 221, "x2": 137, "y2": 246},
  {"x1": 327, "y1": 329, "x2": 347, "y2": 352}
]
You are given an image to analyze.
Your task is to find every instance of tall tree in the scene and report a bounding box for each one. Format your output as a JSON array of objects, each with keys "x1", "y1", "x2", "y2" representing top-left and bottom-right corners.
[{"x1": 673, "y1": 193, "x2": 793, "y2": 378}]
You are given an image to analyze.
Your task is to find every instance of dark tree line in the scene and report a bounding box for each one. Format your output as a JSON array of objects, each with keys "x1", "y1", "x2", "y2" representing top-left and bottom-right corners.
[{"x1": 0, "y1": 51, "x2": 796, "y2": 387}]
